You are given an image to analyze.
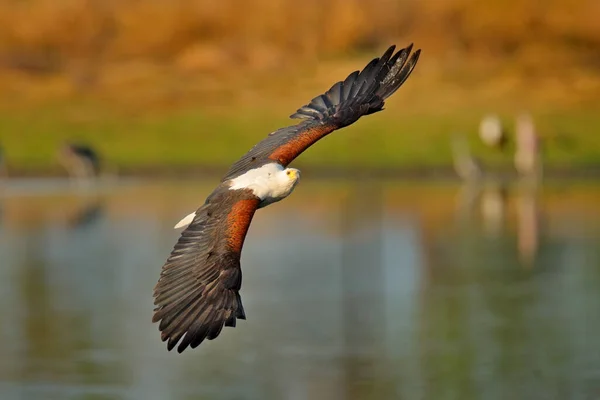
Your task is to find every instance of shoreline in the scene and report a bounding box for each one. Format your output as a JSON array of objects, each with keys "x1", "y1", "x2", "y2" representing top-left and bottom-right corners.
[{"x1": 3, "y1": 164, "x2": 600, "y2": 181}]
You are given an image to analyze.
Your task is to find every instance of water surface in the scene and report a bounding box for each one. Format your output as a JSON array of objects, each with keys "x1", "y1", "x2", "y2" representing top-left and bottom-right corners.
[{"x1": 0, "y1": 177, "x2": 599, "y2": 400}]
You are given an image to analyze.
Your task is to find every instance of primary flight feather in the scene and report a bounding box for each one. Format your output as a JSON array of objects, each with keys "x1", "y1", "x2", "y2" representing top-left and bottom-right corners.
[{"x1": 152, "y1": 44, "x2": 421, "y2": 353}]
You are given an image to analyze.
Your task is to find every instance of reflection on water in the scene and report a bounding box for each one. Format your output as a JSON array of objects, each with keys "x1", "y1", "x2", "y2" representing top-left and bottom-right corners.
[
  {"x1": 454, "y1": 179, "x2": 541, "y2": 267},
  {"x1": 0, "y1": 177, "x2": 599, "y2": 400}
]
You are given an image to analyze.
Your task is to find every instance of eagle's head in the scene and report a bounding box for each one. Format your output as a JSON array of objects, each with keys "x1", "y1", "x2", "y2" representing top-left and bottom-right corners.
[{"x1": 281, "y1": 167, "x2": 301, "y2": 194}]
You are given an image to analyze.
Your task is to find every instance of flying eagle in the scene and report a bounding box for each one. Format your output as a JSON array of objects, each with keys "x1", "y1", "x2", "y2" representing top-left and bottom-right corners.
[{"x1": 152, "y1": 44, "x2": 421, "y2": 353}]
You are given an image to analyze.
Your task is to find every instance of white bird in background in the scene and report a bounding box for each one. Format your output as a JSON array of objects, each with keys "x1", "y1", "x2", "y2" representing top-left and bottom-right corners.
[{"x1": 479, "y1": 113, "x2": 506, "y2": 149}]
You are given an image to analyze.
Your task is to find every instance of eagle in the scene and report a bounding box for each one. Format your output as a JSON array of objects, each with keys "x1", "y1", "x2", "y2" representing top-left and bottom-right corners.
[{"x1": 152, "y1": 44, "x2": 421, "y2": 353}]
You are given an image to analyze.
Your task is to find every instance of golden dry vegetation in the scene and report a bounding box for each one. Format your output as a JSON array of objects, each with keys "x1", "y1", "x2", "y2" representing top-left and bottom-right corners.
[{"x1": 0, "y1": 0, "x2": 599, "y2": 109}]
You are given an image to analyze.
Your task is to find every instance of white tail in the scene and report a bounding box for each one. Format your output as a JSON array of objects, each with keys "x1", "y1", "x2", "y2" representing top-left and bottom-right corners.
[{"x1": 174, "y1": 211, "x2": 196, "y2": 229}]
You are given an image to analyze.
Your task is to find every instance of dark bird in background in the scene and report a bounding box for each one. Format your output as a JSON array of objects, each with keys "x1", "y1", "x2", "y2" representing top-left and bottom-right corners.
[
  {"x1": 0, "y1": 145, "x2": 7, "y2": 178},
  {"x1": 152, "y1": 44, "x2": 421, "y2": 353},
  {"x1": 57, "y1": 143, "x2": 101, "y2": 182}
]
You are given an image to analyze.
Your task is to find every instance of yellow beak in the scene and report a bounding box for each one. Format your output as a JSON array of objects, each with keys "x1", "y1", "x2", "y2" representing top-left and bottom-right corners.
[{"x1": 287, "y1": 169, "x2": 300, "y2": 180}]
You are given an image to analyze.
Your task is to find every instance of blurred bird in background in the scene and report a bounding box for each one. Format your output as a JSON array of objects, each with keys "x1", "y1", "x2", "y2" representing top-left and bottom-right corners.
[
  {"x1": 514, "y1": 112, "x2": 542, "y2": 182},
  {"x1": 479, "y1": 114, "x2": 507, "y2": 149},
  {"x1": 57, "y1": 142, "x2": 101, "y2": 184},
  {"x1": 451, "y1": 133, "x2": 484, "y2": 182},
  {"x1": 0, "y1": 145, "x2": 6, "y2": 179}
]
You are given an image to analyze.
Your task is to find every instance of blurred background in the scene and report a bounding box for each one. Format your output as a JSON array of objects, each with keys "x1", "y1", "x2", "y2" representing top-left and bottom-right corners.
[{"x1": 1, "y1": 0, "x2": 600, "y2": 399}]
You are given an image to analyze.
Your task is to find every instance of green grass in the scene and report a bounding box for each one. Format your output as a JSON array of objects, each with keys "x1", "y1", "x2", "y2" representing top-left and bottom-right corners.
[{"x1": 1, "y1": 100, "x2": 600, "y2": 175}]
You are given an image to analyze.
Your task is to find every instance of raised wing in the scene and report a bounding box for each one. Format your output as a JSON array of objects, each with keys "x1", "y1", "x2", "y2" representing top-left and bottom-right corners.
[
  {"x1": 221, "y1": 44, "x2": 421, "y2": 181},
  {"x1": 152, "y1": 185, "x2": 260, "y2": 353}
]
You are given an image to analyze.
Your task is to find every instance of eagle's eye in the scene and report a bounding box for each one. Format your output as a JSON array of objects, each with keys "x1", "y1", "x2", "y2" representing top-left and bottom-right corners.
[{"x1": 286, "y1": 170, "x2": 291, "y2": 176}]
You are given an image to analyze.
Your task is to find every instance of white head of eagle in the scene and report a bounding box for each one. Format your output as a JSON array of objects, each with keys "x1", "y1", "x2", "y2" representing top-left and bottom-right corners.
[
  {"x1": 229, "y1": 163, "x2": 301, "y2": 208},
  {"x1": 173, "y1": 163, "x2": 300, "y2": 230}
]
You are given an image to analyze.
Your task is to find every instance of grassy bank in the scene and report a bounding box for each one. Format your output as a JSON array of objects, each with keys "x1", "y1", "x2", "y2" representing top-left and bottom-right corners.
[{"x1": 2, "y1": 100, "x2": 600, "y2": 176}]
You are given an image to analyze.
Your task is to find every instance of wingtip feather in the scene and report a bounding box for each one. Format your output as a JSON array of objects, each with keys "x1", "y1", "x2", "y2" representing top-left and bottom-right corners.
[{"x1": 288, "y1": 43, "x2": 421, "y2": 126}]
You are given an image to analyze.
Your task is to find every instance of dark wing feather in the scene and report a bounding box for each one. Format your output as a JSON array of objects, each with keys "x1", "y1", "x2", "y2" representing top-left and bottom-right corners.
[
  {"x1": 221, "y1": 44, "x2": 421, "y2": 181},
  {"x1": 152, "y1": 185, "x2": 259, "y2": 353}
]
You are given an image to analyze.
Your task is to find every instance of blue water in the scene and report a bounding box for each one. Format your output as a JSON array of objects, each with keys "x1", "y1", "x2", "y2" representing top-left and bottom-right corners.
[{"x1": 0, "y1": 177, "x2": 599, "y2": 400}]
